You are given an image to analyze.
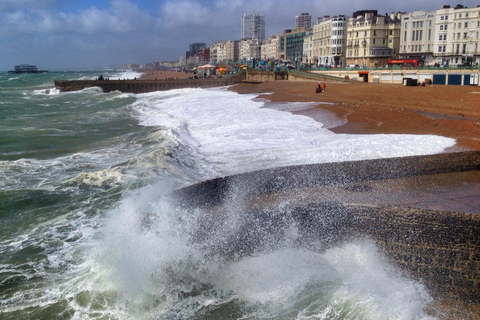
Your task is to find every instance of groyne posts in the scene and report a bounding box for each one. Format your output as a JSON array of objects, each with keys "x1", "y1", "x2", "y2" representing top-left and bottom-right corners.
[{"x1": 54, "y1": 72, "x2": 246, "y2": 93}]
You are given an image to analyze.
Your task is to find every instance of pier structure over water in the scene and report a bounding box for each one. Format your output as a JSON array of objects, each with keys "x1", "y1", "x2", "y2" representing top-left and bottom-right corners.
[{"x1": 8, "y1": 64, "x2": 48, "y2": 73}]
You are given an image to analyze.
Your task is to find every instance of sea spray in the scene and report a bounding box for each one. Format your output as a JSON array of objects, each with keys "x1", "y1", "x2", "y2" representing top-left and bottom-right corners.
[{"x1": 98, "y1": 184, "x2": 436, "y2": 319}]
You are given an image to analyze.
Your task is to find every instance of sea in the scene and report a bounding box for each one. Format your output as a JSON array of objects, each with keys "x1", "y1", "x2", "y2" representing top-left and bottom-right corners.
[{"x1": 0, "y1": 70, "x2": 457, "y2": 320}]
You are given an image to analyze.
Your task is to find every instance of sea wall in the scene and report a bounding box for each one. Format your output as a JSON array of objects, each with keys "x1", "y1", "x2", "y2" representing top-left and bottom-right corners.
[
  {"x1": 171, "y1": 151, "x2": 480, "y2": 311},
  {"x1": 54, "y1": 73, "x2": 246, "y2": 93}
]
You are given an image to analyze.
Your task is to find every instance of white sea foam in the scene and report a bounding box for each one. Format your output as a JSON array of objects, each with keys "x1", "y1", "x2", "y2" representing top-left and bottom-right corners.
[{"x1": 131, "y1": 87, "x2": 456, "y2": 178}]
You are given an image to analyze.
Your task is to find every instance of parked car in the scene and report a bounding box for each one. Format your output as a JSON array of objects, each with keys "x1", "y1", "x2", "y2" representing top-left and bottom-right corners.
[{"x1": 347, "y1": 64, "x2": 360, "y2": 69}]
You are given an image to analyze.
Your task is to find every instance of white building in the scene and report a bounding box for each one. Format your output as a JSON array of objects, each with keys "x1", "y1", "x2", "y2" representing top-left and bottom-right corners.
[
  {"x1": 312, "y1": 15, "x2": 346, "y2": 67},
  {"x1": 261, "y1": 35, "x2": 280, "y2": 60},
  {"x1": 210, "y1": 41, "x2": 227, "y2": 64},
  {"x1": 241, "y1": 13, "x2": 266, "y2": 42},
  {"x1": 239, "y1": 38, "x2": 261, "y2": 62},
  {"x1": 439, "y1": 4, "x2": 480, "y2": 66},
  {"x1": 399, "y1": 11, "x2": 436, "y2": 65}
]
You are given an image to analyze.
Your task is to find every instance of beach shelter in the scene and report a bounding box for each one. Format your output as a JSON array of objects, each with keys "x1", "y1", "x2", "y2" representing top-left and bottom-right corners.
[{"x1": 198, "y1": 64, "x2": 216, "y2": 69}]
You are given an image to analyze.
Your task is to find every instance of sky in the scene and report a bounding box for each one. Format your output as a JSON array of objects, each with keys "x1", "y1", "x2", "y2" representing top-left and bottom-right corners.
[{"x1": 1, "y1": 0, "x2": 478, "y2": 71}]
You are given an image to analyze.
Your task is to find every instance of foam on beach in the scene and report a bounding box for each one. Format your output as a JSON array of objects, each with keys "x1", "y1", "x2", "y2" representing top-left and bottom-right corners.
[{"x1": 131, "y1": 87, "x2": 456, "y2": 177}]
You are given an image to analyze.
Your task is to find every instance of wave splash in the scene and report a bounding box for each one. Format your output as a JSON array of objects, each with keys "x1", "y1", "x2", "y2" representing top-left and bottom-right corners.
[{"x1": 96, "y1": 184, "x2": 436, "y2": 320}]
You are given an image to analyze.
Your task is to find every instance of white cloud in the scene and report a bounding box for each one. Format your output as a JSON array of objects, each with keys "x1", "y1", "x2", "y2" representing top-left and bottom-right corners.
[
  {"x1": 160, "y1": 0, "x2": 212, "y2": 28},
  {"x1": 0, "y1": 0, "x2": 154, "y2": 37}
]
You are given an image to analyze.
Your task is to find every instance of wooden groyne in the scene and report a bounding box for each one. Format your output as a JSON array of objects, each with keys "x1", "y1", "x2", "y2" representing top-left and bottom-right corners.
[{"x1": 54, "y1": 73, "x2": 246, "y2": 93}]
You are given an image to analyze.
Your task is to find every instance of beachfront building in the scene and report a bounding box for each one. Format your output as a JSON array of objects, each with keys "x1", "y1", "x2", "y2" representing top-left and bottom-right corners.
[
  {"x1": 241, "y1": 13, "x2": 266, "y2": 42},
  {"x1": 278, "y1": 28, "x2": 306, "y2": 63},
  {"x1": 296, "y1": 13, "x2": 312, "y2": 29},
  {"x1": 261, "y1": 35, "x2": 280, "y2": 61},
  {"x1": 302, "y1": 28, "x2": 314, "y2": 65},
  {"x1": 225, "y1": 40, "x2": 239, "y2": 62},
  {"x1": 311, "y1": 15, "x2": 347, "y2": 67},
  {"x1": 331, "y1": 15, "x2": 348, "y2": 67},
  {"x1": 210, "y1": 41, "x2": 227, "y2": 64},
  {"x1": 433, "y1": 4, "x2": 480, "y2": 66},
  {"x1": 239, "y1": 38, "x2": 261, "y2": 62},
  {"x1": 399, "y1": 11, "x2": 436, "y2": 65},
  {"x1": 198, "y1": 47, "x2": 210, "y2": 65},
  {"x1": 312, "y1": 17, "x2": 330, "y2": 66},
  {"x1": 346, "y1": 10, "x2": 403, "y2": 68}
]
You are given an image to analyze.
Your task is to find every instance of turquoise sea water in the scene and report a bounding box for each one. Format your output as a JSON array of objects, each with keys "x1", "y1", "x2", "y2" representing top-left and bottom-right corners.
[{"x1": 0, "y1": 71, "x2": 454, "y2": 319}]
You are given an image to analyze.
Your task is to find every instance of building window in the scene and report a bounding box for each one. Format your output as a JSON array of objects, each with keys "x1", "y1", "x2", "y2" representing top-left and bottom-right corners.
[
  {"x1": 420, "y1": 30, "x2": 423, "y2": 40},
  {"x1": 464, "y1": 32, "x2": 468, "y2": 39}
]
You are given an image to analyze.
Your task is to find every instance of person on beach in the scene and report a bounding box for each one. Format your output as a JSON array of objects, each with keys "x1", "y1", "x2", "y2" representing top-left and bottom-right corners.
[{"x1": 323, "y1": 83, "x2": 326, "y2": 91}]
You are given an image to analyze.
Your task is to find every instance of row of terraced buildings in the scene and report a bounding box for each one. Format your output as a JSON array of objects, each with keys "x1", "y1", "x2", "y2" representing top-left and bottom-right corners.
[{"x1": 180, "y1": 4, "x2": 480, "y2": 69}]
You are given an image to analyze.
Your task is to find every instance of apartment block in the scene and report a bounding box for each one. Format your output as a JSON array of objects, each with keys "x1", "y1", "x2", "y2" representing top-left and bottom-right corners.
[
  {"x1": 399, "y1": 11, "x2": 436, "y2": 65},
  {"x1": 225, "y1": 40, "x2": 239, "y2": 62},
  {"x1": 278, "y1": 28, "x2": 306, "y2": 62},
  {"x1": 241, "y1": 14, "x2": 266, "y2": 42},
  {"x1": 261, "y1": 35, "x2": 280, "y2": 60},
  {"x1": 239, "y1": 38, "x2": 261, "y2": 62},
  {"x1": 435, "y1": 4, "x2": 480, "y2": 66},
  {"x1": 310, "y1": 15, "x2": 347, "y2": 67},
  {"x1": 296, "y1": 13, "x2": 312, "y2": 29},
  {"x1": 346, "y1": 10, "x2": 403, "y2": 67},
  {"x1": 210, "y1": 41, "x2": 227, "y2": 64}
]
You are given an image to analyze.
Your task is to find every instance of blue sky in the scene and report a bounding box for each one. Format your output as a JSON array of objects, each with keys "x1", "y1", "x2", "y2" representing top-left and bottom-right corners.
[{"x1": 1, "y1": 0, "x2": 478, "y2": 71}]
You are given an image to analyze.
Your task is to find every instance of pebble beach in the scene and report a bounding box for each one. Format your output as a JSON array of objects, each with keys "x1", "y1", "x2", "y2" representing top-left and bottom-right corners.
[{"x1": 229, "y1": 80, "x2": 480, "y2": 151}]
